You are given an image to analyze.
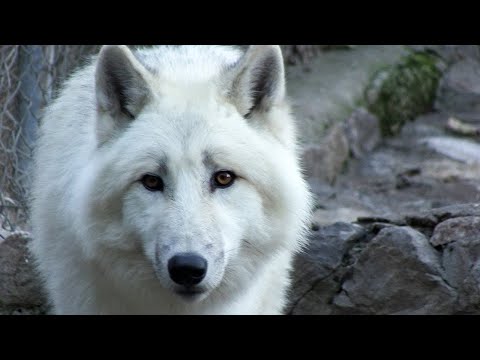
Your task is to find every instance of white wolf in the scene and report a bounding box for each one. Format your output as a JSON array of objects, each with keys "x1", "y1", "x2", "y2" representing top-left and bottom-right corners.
[{"x1": 30, "y1": 45, "x2": 312, "y2": 314}]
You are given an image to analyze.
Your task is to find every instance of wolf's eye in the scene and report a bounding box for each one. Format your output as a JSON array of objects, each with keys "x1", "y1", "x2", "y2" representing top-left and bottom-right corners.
[
  {"x1": 212, "y1": 171, "x2": 236, "y2": 189},
  {"x1": 141, "y1": 174, "x2": 164, "y2": 192}
]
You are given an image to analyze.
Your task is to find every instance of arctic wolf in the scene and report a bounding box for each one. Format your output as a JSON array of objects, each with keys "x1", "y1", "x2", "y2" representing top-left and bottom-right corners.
[{"x1": 30, "y1": 45, "x2": 312, "y2": 314}]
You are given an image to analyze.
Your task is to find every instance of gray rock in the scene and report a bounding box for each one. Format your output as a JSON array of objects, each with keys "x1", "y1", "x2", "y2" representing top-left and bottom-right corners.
[
  {"x1": 357, "y1": 215, "x2": 407, "y2": 227},
  {"x1": 385, "y1": 203, "x2": 480, "y2": 236},
  {"x1": 429, "y1": 203, "x2": 480, "y2": 221},
  {"x1": 0, "y1": 232, "x2": 46, "y2": 310},
  {"x1": 302, "y1": 124, "x2": 349, "y2": 184},
  {"x1": 303, "y1": 222, "x2": 366, "y2": 274},
  {"x1": 421, "y1": 136, "x2": 480, "y2": 165},
  {"x1": 435, "y1": 58, "x2": 480, "y2": 115},
  {"x1": 343, "y1": 108, "x2": 381, "y2": 158},
  {"x1": 430, "y1": 216, "x2": 480, "y2": 246},
  {"x1": 431, "y1": 216, "x2": 480, "y2": 313},
  {"x1": 0, "y1": 305, "x2": 48, "y2": 315},
  {"x1": 333, "y1": 226, "x2": 456, "y2": 314},
  {"x1": 289, "y1": 222, "x2": 366, "y2": 314},
  {"x1": 406, "y1": 203, "x2": 480, "y2": 229},
  {"x1": 312, "y1": 206, "x2": 373, "y2": 227}
]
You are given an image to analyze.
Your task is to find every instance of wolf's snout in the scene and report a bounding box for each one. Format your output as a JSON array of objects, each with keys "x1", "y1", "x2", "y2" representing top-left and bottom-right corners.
[{"x1": 168, "y1": 253, "x2": 208, "y2": 286}]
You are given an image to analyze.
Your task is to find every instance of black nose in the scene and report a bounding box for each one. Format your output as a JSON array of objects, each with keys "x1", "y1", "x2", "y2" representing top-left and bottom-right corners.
[{"x1": 168, "y1": 253, "x2": 208, "y2": 286}]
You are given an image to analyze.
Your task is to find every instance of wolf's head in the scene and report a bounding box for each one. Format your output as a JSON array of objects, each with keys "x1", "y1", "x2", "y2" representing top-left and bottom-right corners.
[{"x1": 86, "y1": 45, "x2": 311, "y2": 302}]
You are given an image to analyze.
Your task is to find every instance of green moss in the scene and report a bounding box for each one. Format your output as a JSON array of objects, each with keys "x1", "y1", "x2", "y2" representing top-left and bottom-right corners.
[{"x1": 365, "y1": 50, "x2": 444, "y2": 137}]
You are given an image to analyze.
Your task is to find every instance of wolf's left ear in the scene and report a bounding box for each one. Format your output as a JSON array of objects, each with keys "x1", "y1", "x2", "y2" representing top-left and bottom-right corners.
[
  {"x1": 227, "y1": 45, "x2": 285, "y2": 118},
  {"x1": 95, "y1": 45, "x2": 152, "y2": 144},
  {"x1": 96, "y1": 45, "x2": 151, "y2": 119}
]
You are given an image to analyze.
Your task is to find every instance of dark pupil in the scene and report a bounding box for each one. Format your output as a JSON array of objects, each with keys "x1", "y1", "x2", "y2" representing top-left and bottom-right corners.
[
  {"x1": 147, "y1": 177, "x2": 157, "y2": 187},
  {"x1": 218, "y1": 173, "x2": 230, "y2": 184}
]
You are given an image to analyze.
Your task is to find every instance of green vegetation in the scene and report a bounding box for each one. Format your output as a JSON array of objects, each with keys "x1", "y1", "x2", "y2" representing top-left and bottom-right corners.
[{"x1": 365, "y1": 50, "x2": 444, "y2": 137}]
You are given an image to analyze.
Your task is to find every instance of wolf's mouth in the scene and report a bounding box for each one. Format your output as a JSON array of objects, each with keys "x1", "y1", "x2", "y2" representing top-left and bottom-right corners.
[{"x1": 174, "y1": 287, "x2": 208, "y2": 302}]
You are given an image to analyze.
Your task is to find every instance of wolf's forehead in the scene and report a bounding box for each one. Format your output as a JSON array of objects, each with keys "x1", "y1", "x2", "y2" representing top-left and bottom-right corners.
[
  {"x1": 135, "y1": 111, "x2": 233, "y2": 155},
  {"x1": 143, "y1": 95, "x2": 241, "y2": 142},
  {"x1": 129, "y1": 110, "x2": 253, "y2": 174},
  {"x1": 135, "y1": 45, "x2": 242, "y2": 83}
]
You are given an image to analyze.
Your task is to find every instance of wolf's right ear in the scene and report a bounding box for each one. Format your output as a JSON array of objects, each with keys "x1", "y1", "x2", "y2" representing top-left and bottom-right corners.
[
  {"x1": 95, "y1": 45, "x2": 151, "y2": 144},
  {"x1": 225, "y1": 45, "x2": 286, "y2": 119}
]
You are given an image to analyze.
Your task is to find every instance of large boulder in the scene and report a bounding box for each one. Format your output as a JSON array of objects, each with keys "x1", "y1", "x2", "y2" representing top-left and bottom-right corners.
[
  {"x1": 333, "y1": 226, "x2": 456, "y2": 314},
  {"x1": 289, "y1": 222, "x2": 366, "y2": 315},
  {"x1": 302, "y1": 124, "x2": 350, "y2": 184},
  {"x1": 0, "y1": 232, "x2": 48, "y2": 314},
  {"x1": 435, "y1": 58, "x2": 480, "y2": 116},
  {"x1": 343, "y1": 108, "x2": 381, "y2": 158},
  {"x1": 430, "y1": 216, "x2": 480, "y2": 313}
]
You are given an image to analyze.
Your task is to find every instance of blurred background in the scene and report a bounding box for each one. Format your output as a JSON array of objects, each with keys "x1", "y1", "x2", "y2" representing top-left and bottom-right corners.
[{"x1": 1, "y1": 45, "x2": 480, "y2": 314}]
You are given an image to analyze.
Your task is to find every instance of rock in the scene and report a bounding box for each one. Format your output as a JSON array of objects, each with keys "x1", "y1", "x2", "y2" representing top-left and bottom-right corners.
[
  {"x1": 407, "y1": 203, "x2": 480, "y2": 228},
  {"x1": 430, "y1": 216, "x2": 480, "y2": 246},
  {"x1": 0, "y1": 306, "x2": 48, "y2": 315},
  {"x1": 357, "y1": 215, "x2": 406, "y2": 226},
  {"x1": 421, "y1": 136, "x2": 480, "y2": 165},
  {"x1": 1, "y1": 228, "x2": 12, "y2": 242},
  {"x1": 404, "y1": 213, "x2": 440, "y2": 230},
  {"x1": 398, "y1": 203, "x2": 480, "y2": 233},
  {"x1": 409, "y1": 45, "x2": 480, "y2": 64},
  {"x1": 435, "y1": 59, "x2": 480, "y2": 115},
  {"x1": 430, "y1": 216, "x2": 480, "y2": 312},
  {"x1": 289, "y1": 222, "x2": 366, "y2": 314},
  {"x1": 333, "y1": 226, "x2": 456, "y2": 314},
  {"x1": 281, "y1": 45, "x2": 323, "y2": 65},
  {"x1": 445, "y1": 117, "x2": 480, "y2": 136},
  {"x1": 301, "y1": 124, "x2": 349, "y2": 184},
  {"x1": 312, "y1": 207, "x2": 373, "y2": 226},
  {"x1": 430, "y1": 203, "x2": 480, "y2": 221},
  {"x1": 343, "y1": 108, "x2": 381, "y2": 158},
  {"x1": 0, "y1": 232, "x2": 47, "y2": 310}
]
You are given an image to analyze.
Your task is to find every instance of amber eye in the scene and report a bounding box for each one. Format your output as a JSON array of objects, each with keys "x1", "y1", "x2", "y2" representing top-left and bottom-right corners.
[
  {"x1": 141, "y1": 174, "x2": 164, "y2": 192},
  {"x1": 212, "y1": 171, "x2": 236, "y2": 189}
]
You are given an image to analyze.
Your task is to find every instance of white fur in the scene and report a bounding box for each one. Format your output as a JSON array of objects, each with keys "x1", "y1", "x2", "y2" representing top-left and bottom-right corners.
[{"x1": 30, "y1": 45, "x2": 313, "y2": 315}]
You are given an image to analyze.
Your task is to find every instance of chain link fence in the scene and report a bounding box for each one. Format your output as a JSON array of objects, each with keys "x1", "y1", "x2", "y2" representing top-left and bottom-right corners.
[
  {"x1": 0, "y1": 45, "x2": 326, "y2": 234},
  {"x1": 0, "y1": 45, "x2": 101, "y2": 233}
]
